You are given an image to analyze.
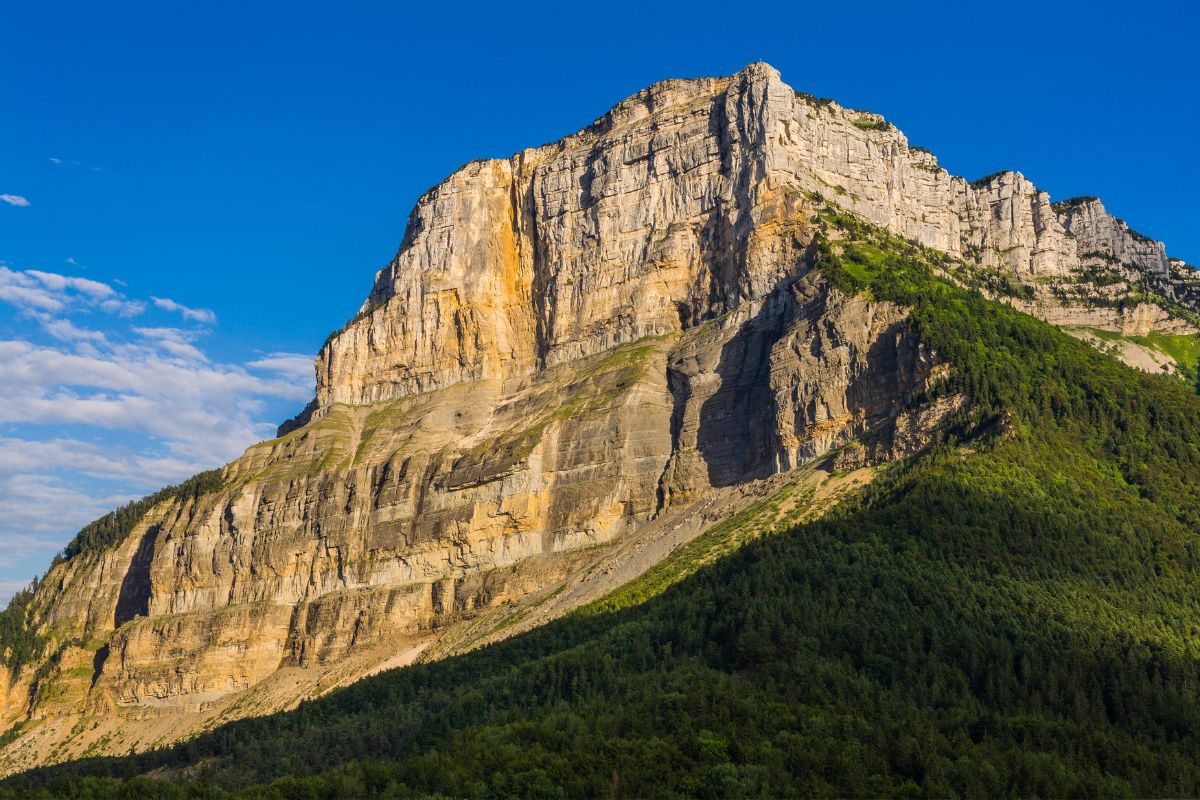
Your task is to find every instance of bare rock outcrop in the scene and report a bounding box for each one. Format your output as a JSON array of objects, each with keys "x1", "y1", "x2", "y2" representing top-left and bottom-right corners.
[
  {"x1": 1058, "y1": 196, "x2": 1170, "y2": 277},
  {"x1": 318, "y1": 64, "x2": 1193, "y2": 413}
]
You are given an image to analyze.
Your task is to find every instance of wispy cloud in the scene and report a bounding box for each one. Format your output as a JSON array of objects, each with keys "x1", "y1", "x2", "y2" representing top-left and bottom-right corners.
[
  {"x1": 26, "y1": 269, "x2": 115, "y2": 299},
  {"x1": 0, "y1": 264, "x2": 315, "y2": 599},
  {"x1": 151, "y1": 295, "x2": 217, "y2": 324},
  {"x1": 0, "y1": 472, "x2": 133, "y2": 569},
  {"x1": 246, "y1": 352, "x2": 314, "y2": 382},
  {"x1": 1, "y1": 194, "x2": 30, "y2": 208},
  {"x1": 131, "y1": 325, "x2": 209, "y2": 360},
  {"x1": 0, "y1": 339, "x2": 310, "y2": 464},
  {"x1": 0, "y1": 265, "x2": 144, "y2": 317},
  {"x1": 48, "y1": 156, "x2": 104, "y2": 172},
  {"x1": 0, "y1": 270, "x2": 65, "y2": 312},
  {"x1": 0, "y1": 437, "x2": 202, "y2": 489},
  {"x1": 40, "y1": 317, "x2": 109, "y2": 344}
]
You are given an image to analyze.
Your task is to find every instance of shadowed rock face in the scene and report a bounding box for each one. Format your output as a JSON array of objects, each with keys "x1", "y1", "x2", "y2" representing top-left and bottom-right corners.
[
  {"x1": 1, "y1": 62, "x2": 1191, "y2": 773},
  {"x1": 113, "y1": 526, "x2": 158, "y2": 628}
]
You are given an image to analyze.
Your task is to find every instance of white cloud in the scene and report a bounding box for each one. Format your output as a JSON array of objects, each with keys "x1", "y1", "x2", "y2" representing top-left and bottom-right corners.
[
  {"x1": 100, "y1": 297, "x2": 146, "y2": 316},
  {"x1": 0, "y1": 336, "x2": 311, "y2": 466},
  {"x1": 48, "y1": 156, "x2": 103, "y2": 172},
  {"x1": 40, "y1": 317, "x2": 108, "y2": 344},
  {"x1": 246, "y1": 352, "x2": 314, "y2": 382},
  {"x1": 0, "y1": 265, "x2": 141, "y2": 317},
  {"x1": 151, "y1": 295, "x2": 216, "y2": 324},
  {"x1": 27, "y1": 269, "x2": 115, "y2": 299},
  {"x1": 0, "y1": 472, "x2": 132, "y2": 569},
  {"x1": 0, "y1": 437, "x2": 199, "y2": 487},
  {"x1": 131, "y1": 325, "x2": 208, "y2": 361},
  {"x1": 0, "y1": 268, "x2": 65, "y2": 311},
  {"x1": 0, "y1": 194, "x2": 30, "y2": 207},
  {"x1": 0, "y1": 262, "x2": 316, "y2": 597}
]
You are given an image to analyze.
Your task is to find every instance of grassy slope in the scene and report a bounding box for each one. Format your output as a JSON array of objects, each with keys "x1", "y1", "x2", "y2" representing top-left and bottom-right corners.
[
  {"x1": 1077, "y1": 326, "x2": 1200, "y2": 386},
  {"x1": 7, "y1": 221, "x2": 1200, "y2": 798}
]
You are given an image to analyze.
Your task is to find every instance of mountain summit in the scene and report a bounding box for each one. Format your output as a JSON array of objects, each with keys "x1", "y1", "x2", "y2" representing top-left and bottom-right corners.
[{"x1": 1, "y1": 63, "x2": 1198, "y2": 784}]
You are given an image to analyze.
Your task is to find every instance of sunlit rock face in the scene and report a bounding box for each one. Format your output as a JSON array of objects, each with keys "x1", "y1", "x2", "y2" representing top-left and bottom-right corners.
[
  {"x1": 3, "y1": 61, "x2": 1191, "y2": 775},
  {"x1": 1058, "y1": 196, "x2": 1169, "y2": 277}
]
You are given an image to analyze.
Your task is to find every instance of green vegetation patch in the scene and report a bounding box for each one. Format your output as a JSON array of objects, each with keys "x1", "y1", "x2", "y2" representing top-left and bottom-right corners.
[
  {"x1": 0, "y1": 586, "x2": 45, "y2": 678},
  {"x1": 793, "y1": 90, "x2": 835, "y2": 109},
  {"x1": 969, "y1": 170, "x2": 1011, "y2": 188},
  {"x1": 1127, "y1": 330, "x2": 1200, "y2": 378},
  {"x1": 851, "y1": 117, "x2": 891, "y2": 132},
  {"x1": 1074, "y1": 328, "x2": 1200, "y2": 388},
  {"x1": 1050, "y1": 195, "x2": 1099, "y2": 215}
]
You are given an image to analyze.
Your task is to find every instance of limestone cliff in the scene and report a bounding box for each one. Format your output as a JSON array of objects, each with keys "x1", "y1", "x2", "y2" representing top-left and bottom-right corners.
[
  {"x1": 319, "y1": 64, "x2": 1194, "y2": 408},
  {"x1": 1, "y1": 62, "x2": 1195, "y2": 774},
  {"x1": 1057, "y1": 196, "x2": 1169, "y2": 277}
]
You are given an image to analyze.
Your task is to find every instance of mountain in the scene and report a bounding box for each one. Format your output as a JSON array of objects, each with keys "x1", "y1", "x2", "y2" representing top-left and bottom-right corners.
[{"x1": 1, "y1": 63, "x2": 1199, "y2": 793}]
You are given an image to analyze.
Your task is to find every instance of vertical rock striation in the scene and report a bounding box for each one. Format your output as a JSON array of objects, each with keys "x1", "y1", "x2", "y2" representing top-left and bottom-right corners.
[
  {"x1": 1058, "y1": 196, "x2": 1170, "y2": 277},
  {"x1": 319, "y1": 63, "x2": 1189, "y2": 413}
]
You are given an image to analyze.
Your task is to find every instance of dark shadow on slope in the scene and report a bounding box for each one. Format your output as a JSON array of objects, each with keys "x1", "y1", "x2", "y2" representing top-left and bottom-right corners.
[
  {"x1": 113, "y1": 524, "x2": 159, "y2": 628},
  {"x1": 694, "y1": 296, "x2": 788, "y2": 487},
  {"x1": 90, "y1": 644, "x2": 109, "y2": 690}
]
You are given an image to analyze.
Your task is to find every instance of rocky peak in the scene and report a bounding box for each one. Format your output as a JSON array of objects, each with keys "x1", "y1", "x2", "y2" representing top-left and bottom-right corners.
[
  {"x1": 1055, "y1": 195, "x2": 1170, "y2": 277},
  {"x1": 315, "y1": 61, "x2": 790, "y2": 410},
  {"x1": 316, "y1": 63, "x2": 1199, "y2": 417},
  {"x1": 967, "y1": 170, "x2": 1076, "y2": 278}
]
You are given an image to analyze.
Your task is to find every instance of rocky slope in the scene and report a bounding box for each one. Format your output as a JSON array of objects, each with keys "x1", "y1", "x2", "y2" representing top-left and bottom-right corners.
[{"x1": 1, "y1": 62, "x2": 1195, "y2": 774}]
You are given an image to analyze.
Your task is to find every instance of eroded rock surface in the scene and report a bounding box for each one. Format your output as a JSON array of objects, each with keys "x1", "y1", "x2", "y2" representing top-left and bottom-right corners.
[
  {"x1": 3, "y1": 61, "x2": 1196, "y2": 774},
  {"x1": 1059, "y1": 196, "x2": 1170, "y2": 277}
]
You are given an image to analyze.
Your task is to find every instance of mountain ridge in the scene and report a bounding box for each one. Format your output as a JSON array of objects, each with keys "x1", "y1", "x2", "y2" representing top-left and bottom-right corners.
[
  {"x1": 1, "y1": 61, "x2": 1198, "y2": 777},
  {"x1": 316, "y1": 61, "x2": 1195, "y2": 410}
]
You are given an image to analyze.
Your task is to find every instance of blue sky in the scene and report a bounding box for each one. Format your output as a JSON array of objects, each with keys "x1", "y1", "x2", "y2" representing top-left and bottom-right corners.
[{"x1": 1, "y1": 0, "x2": 1197, "y2": 600}]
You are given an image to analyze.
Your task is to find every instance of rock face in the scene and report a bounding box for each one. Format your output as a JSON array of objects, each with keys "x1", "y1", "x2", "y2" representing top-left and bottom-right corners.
[
  {"x1": 2, "y1": 62, "x2": 1195, "y2": 773},
  {"x1": 1058, "y1": 196, "x2": 1170, "y2": 277},
  {"x1": 318, "y1": 64, "x2": 1191, "y2": 413}
]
